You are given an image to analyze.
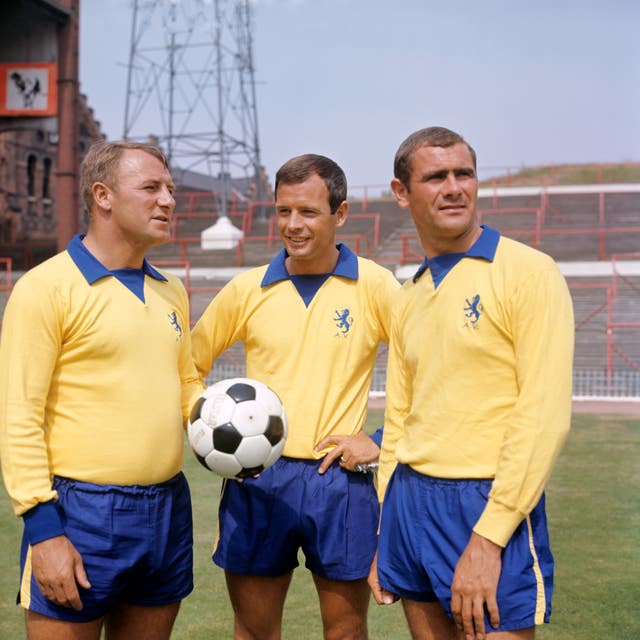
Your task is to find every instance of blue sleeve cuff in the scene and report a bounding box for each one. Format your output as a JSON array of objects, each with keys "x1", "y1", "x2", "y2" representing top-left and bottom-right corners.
[
  {"x1": 22, "y1": 501, "x2": 65, "y2": 545},
  {"x1": 370, "y1": 426, "x2": 383, "y2": 447}
]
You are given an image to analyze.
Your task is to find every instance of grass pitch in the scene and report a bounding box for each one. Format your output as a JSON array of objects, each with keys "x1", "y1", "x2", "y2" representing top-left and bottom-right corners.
[{"x1": 0, "y1": 411, "x2": 638, "y2": 639}]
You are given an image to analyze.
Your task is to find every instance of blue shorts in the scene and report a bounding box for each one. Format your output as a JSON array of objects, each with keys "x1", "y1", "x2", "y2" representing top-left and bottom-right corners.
[
  {"x1": 19, "y1": 473, "x2": 193, "y2": 622},
  {"x1": 377, "y1": 464, "x2": 554, "y2": 632},
  {"x1": 213, "y1": 456, "x2": 379, "y2": 581}
]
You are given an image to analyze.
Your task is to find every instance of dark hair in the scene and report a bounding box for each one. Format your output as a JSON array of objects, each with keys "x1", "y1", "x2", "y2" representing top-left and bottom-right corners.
[
  {"x1": 394, "y1": 126, "x2": 477, "y2": 188},
  {"x1": 80, "y1": 140, "x2": 169, "y2": 213},
  {"x1": 275, "y1": 154, "x2": 347, "y2": 214}
]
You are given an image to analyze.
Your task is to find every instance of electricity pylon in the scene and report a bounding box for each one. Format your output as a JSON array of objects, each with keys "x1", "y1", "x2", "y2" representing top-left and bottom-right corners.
[{"x1": 123, "y1": 0, "x2": 264, "y2": 240}]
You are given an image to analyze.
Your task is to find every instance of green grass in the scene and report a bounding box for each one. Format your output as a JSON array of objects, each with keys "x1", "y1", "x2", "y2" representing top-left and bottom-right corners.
[
  {"x1": 0, "y1": 411, "x2": 638, "y2": 638},
  {"x1": 537, "y1": 414, "x2": 640, "y2": 640}
]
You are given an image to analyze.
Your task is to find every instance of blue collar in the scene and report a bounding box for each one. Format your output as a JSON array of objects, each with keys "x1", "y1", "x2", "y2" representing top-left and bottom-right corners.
[
  {"x1": 261, "y1": 243, "x2": 359, "y2": 287},
  {"x1": 67, "y1": 234, "x2": 167, "y2": 284},
  {"x1": 413, "y1": 225, "x2": 500, "y2": 283}
]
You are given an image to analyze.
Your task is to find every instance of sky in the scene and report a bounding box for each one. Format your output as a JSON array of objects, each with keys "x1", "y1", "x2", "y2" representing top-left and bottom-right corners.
[{"x1": 79, "y1": 0, "x2": 640, "y2": 191}]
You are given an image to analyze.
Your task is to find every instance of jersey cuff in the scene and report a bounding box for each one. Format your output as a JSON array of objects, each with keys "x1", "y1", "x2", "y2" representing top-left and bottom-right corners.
[
  {"x1": 22, "y1": 501, "x2": 65, "y2": 545},
  {"x1": 369, "y1": 426, "x2": 383, "y2": 447},
  {"x1": 473, "y1": 498, "x2": 525, "y2": 548}
]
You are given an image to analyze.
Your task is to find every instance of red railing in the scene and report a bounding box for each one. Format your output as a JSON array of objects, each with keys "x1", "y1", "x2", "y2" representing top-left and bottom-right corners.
[
  {"x1": 478, "y1": 208, "x2": 543, "y2": 244},
  {"x1": 246, "y1": 201, "x2": 276, "y2": 233},
  {"x1": 349, "y1": 184, "x2": 390, "y2": 212},
  {"x1": 174, "y1": 190, "x2": 244, "y2": 213},
  {"x1": 162, "y1": 237, "x2": 202, "y2": 263},
  {"x1": 336, "y1": 234, "x2": 364, "y2": 255},
  {"x1": 570, "y1": 282, "x2": 610, "y2": 331},
  {"x1": 167, "y1": 186, "x2": 640, "y2": 265},
  {"x1": 266, "y1": 217, "x2": 278, "y2": 249},
  {"x1": 611, "y1": 252, "x2": 640, "y2": 298},
  {"x1": 236, "y1": 235, "x2": 277, "y2": 267},
  {"x1": 399, "y1": 233, "x2": 422, "y2": 265},
  {"x1": 400, "y1": 222, "x2": 640, "y2": 264},
  {"x1": 532, "y1": 226, "x2": 640, "y2": 261},
  {"x1": 608, "y1": 253, "x2": 640, "y2": 375},
  {"x1": 568, "y1": 274, "x2": 640, "y2": 377},
  {"x1": 351, "y1": 213, "x2": 381, "y2": 249},
  {"x1": 153, "y1": 259, "x2": 191, "y2": 292}
]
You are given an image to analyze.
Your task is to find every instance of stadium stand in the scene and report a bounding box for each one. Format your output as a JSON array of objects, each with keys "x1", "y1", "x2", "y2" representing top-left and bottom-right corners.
[
  {"x1": 1, "y1": 183, "x2": 639, "y2": 398},
  {"x1": 165, "y1": 183, "x2": 640, "y2": 398}
]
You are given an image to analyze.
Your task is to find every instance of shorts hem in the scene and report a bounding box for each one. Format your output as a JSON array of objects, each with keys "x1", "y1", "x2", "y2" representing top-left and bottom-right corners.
[
  {"x1": 489, "y1": 615, "x2": 550, "y2": 632},
  {"x1": 21, "y1": 601, "x2": 105, "y2": 624},
  {"x1": 21, "y1": 585, "x2": 194, "y2": 623},
  {"x1": 309, "y1": 567, "x2": 372, "y2": 582},
  {"x1": 213, "y1": 557, "x2": 298, "y2": 578},
  {"x1": 378, "y1": 578, "x2": 438, "y2": 603},
  {"x1": 126, "y1": 584, "x2": 194, "y2": 608}
]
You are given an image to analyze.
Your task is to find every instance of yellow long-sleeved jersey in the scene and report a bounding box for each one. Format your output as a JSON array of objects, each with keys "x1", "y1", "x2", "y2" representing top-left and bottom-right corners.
[
  {"x1": 0, "y1": 237, "x2": 203, "y2": 526},
  {"x1": 192, "y1": 245, "x2": 399, "y2": 459},
  {"x1": 379, "y1": 228, "x2": 574, "y2": 547}
]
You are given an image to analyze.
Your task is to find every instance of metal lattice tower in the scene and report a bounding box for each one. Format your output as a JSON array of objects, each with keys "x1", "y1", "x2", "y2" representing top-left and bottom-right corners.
[{"x1": 123, "y1": 0, "x2": 264, "y2": 218}]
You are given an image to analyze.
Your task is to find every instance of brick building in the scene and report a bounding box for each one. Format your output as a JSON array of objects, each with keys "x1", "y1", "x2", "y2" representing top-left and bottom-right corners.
[
  {"x1": 0, "y1": 93, "x2": 102, "y2": 258},
  {"x1": 0, "y1": 0, "x2": 93, "y2": 268}
]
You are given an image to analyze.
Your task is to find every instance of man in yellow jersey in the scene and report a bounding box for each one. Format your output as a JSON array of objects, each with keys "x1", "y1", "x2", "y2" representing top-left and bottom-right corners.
[
  {"x1": 192, "y1": 154, "x2": 399, "y2": 639},
  {"x1": 0, "y1": 140, "x2": 203, "y2": 639},
  {"x1": 368, "y1": 127, "x2": 574, "y2": 640}
]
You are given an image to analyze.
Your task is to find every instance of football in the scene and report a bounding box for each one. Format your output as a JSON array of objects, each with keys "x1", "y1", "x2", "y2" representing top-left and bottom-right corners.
[{"x1": 187, "y1": 377, "x2": 288, "y2": 478}]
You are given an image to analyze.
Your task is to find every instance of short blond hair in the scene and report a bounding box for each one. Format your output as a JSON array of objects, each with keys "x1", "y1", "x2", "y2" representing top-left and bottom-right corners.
[{"x1": 80, "y1": 140, "x2": 169, "y2": 213}]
